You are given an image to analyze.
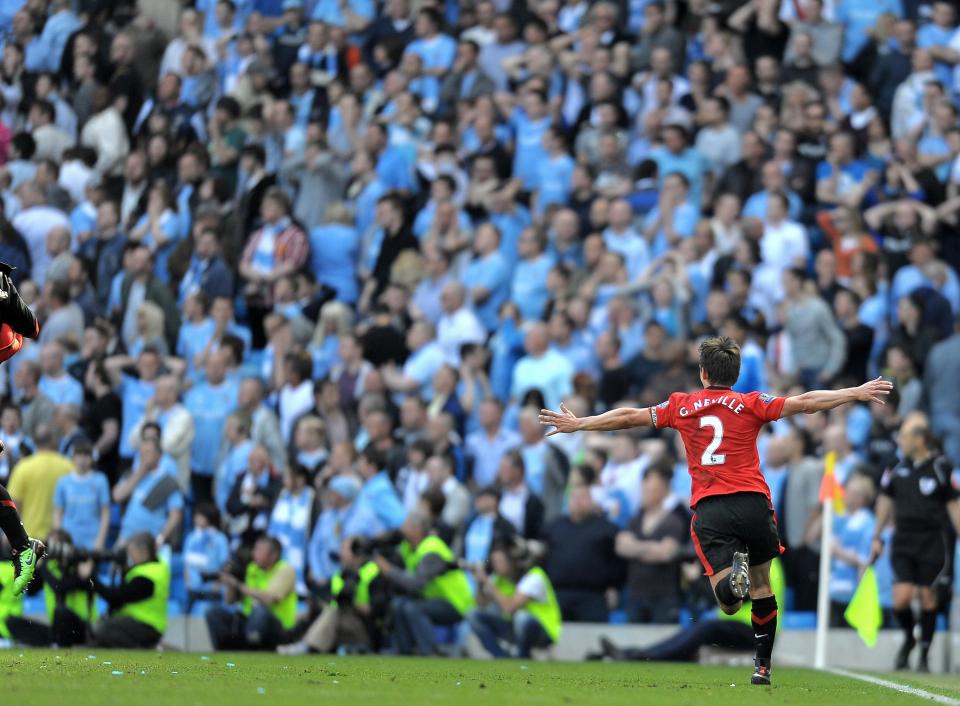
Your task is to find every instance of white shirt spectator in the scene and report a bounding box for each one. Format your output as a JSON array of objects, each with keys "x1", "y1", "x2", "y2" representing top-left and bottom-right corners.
[
  {"x1": 58, "y1": 159, "x2": 95, "y2": 206},
  {"x1": 159, "y1": 36, "x2": 217, "y2": 79},
  {"x1": 32, "y1": 124, "x2": 73, "y2": 163},
  {"x1": 761, "y1": 218, "x2": 809, "y2": 273},
  {"x1": 12, "y1": 206, "x2": 70, "y2": 286},
  {"x1": 515, "y1": 567, "x2": 548, "y2": 602},
  {"x1": 602, "y1": 227, "x2": 650, "y2": 280},
  {"x1": 695, "y1": 124, "x2": 742, "y2": 173},
  {"x1": 437, "y1": 306, "x2": 486, "y2": 363},
  {"x1": 402, "y1": 339, "x2": 449, "y2": 399},
  {"x1": 500, "y1": 484, "x2": 529, "y2": 533},
  {"x1": 510, "y1": 349, "x2": 573, "y2": 411},
  {"x1": 891, "y1": 70, "x2": 935, "y2": 140},
  {"x1": 81, "y1": 106, "x2": 130, "y2": 176},
  {"x1": 400, "y1": 466, "x2": 430, "y2": 511},
  {"x1": 279, "y1": 380, "x2": 313, "y2": 443},
  {"x1": 601, "y1": 455, "x2": 647, "y2": 517},
  {"x1": 465, "y1": 426, "x2": 522, "y2": 488}
]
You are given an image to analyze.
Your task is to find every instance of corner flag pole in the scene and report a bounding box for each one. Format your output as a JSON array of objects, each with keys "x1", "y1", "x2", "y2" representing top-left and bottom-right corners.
[
  {"x1": 814, "y1": 495, "x2": 833, "y2": 669},
  {"x1": 814, "y1": 452, "x2": 839, "y2": 670}
]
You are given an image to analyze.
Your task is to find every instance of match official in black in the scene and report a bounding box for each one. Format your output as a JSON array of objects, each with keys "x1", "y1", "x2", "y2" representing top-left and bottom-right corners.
[{"x1": 871, "y1": 411, "x2": 960, "y2": 672}]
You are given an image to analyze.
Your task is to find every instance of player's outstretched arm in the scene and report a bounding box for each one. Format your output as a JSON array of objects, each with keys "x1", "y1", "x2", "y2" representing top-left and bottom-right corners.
[
  {"x1": 539, "y1": 403, "x2": 652, "y2": 436},
  {"x1": 779, "y1": 376, "x2": 893, "y2": 417}
]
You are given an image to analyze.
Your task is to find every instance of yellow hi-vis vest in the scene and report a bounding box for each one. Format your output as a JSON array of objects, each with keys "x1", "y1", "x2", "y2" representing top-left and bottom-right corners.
[
  {"x1": 411, "y1": 535, "x2": 475, "y2": 616},
  {"x1": 493, "y1": 567, "x2": 562, "y2": 643},
  {"x1": 0, "y1": 562, "x2": 23, "y2": 638},
  {"x1": 330, "y1": 561, "x2": 380, "y2": 608},
  {"x1": 116, "y1": 561, "x2": 170, "y2": 635},
  {"x1": 719, "y1": 557, "x2": 786, "y2": 630},
  {"x1": 242, "y1": 560, "x2": 297, "y2": 629},
  {"x1": 43, "y1": 559, "x2": 97, "y2": 623}
]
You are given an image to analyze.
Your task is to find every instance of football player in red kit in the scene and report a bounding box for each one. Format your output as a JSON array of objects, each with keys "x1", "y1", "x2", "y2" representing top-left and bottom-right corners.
[
  {"x1": 0, "y1": 266, "x2": 44, "y2": 595},
  {"x1": 539, "y1": 336, "x2": 892, "y2": 686}
]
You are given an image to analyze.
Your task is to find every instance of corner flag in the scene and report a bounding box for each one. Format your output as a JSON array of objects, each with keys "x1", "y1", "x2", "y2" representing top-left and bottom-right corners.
[
  {"x1": 843, "y1": 567, "x2": 882, "y2": 647},
  {"x1": 819, "y1": 451, "x2": 845, "y2": 514}
]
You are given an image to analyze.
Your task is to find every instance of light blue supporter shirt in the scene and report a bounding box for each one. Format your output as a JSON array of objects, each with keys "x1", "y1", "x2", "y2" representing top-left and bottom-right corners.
[
  {"x1": 404, "y1": 34, "x2": 457, "y2": 112},
  {"x1": 53, "y1": 471, "x2": 110, "y2": 549},
  {"x1": 510, "y1": 108, "x2": 551, "y2": 191},
  {"x1": 177, "y1": 318, "x2": 217, "y2": 381},
  {"x1": 837, "y1": 0, "x2": 904, "y2": 62},
  {"x1": 118, "y1": 466, "x2": 184, "y2": 540},
  {"x1": 185, "y1": 379, "x2": 240, "y2": 476},
  {"x1": 119, "y1": 375, "x2": 156, "y2": 459},
  {"x1": 183, "y1": 526, "x2": 230, "y2": 593},
  {"x1": 829, "y1": 508, "x2": 876, "y2": 603},
  {"x1": 355, "y1": 471, "x2": 406, "y2": 531},
  {"x1": 461, "y1": 251, "x2": 510, "y2": 331},
  {"x1": 510, "y1": 253, "x2": 554, "y2": 321},
  {"x1": 309, "y1": 223, "x2": 360, "y2": 304},
  {"x1": 39, "y1": 374, "x2": 84, "y2": 407},
  {"x1": 215, "y1": 439, "x2": 254, "y2": 514},
  {"x1": 535, "y1": 152, "x2": 575, "y2": 216}
]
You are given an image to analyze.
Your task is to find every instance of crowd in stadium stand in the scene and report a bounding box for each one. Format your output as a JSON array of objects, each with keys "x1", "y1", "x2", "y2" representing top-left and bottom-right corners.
[{"x1": 0, "y1": 0, "x2": 956, "y2": 656}]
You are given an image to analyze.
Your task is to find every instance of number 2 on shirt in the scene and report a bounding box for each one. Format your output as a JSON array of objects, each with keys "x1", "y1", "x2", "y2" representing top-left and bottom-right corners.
[{"x1": 699, "y1": 415, "x2": 726, "y2": 466}]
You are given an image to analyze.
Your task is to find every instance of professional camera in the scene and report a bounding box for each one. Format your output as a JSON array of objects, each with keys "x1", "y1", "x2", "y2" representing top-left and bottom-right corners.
[
  {"x1": 45, "y1": 537, "x2": 126, "y2": 568},
  {"x1": 198, "y1": 556, "x2": 246, "y2": 584},
  {"x1": 349, "y1": 530, "x2": 404, "y2": 565}
]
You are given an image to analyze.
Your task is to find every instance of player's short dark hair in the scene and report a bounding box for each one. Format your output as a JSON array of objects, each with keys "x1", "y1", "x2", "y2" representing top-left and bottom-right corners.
[{"x1": 699, "y1": 336, "x2": 741, "y2": 387}]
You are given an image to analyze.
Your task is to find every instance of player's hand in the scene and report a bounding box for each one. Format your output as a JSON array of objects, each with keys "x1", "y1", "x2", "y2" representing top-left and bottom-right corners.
[
  {"x1": 855, "y1": 376, "x2": 894, "y2": 404},
  {"x1": 539, "y1": 403, "x2": 581, "y2": 436}
]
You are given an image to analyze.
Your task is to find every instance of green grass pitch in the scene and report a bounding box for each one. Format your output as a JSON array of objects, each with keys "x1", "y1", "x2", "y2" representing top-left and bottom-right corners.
[{"x1": 0, "y1": 650, "x2": 957, "y2": 705}]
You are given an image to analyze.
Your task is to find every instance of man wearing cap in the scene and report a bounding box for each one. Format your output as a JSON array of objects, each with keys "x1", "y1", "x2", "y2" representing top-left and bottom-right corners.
[{"x1": 307, "y1": 474, "x2": 382, "y2": 588}]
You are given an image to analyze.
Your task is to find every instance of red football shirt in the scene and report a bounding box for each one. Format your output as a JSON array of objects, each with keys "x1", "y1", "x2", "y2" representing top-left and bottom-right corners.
[{"x1": 651, "y1": 387, "x2": 786, "y2": 508}]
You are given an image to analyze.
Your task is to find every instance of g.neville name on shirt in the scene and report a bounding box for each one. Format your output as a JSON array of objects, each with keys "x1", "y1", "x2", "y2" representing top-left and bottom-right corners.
[{"x1": 678, "y1": 396, "x2": 746, "y2": 417}]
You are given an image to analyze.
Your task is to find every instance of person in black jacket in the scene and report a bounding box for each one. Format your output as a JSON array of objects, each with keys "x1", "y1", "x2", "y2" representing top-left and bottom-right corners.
[
  {"x1": 543, "y1": 485, "x2": 623, "y2": 622},
  {"x1": 834, "y1": 288, "x2": 874, "y2": 384},
  {"x1": 497, "y1": 449, "x2": 544, "y2": 540}
]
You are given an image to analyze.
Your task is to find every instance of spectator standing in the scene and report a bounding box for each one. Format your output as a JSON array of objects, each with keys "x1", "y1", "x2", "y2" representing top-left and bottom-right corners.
[
  {"x1": 7, "y1": 424, "x2": 72, "y2": 540},
  {"x1": 185, "y1": 350, "x2": 240, "y2": 502},
  {"x1": 543, "y1": 485, "x2": 622, "y2": 622},
  {"x1": 268, "y1": 464, "x2": 316, "y2": 595},
  {"x1": 114, "y1": 437, "x2": 185, "y2": 546},
  {"x1": 782, "y1": 268, "x2": 847, "y2": 387},
  {"x1": 52, "y1": 442, "x2": 110, "y2": 551},
  {"x1": 828, "y1": 473, "x2": 876, "y2": 625}
]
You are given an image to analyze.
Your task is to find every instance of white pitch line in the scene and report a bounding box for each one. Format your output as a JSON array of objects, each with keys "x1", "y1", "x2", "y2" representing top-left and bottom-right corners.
[{"x1": 828, "y1": 668, "x2": 960, "y2": 706}]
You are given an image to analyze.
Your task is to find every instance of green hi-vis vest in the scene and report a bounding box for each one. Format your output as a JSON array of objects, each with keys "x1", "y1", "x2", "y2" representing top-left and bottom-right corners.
[
  {"x1": 0, "y1": 562, "x2": 23, "y2": 638},
  {"x1": 43, "y1": 560, "x2": 97, "y2": 623},
  {"x1": 494, "y1": 567, "x2": 563, "y2": 643},
  {"x1": 719, "y1": 557, "x2": 786, "y2": 630},
  {"x1": 330, "y1": 561, "x2": 380, "y2": 608},
  {"x1": 400, "y1": 540, "x2": 415, "y2": 571},
  {"x1": 116, "y1": 561, "x2": 170, "y2": 635},
  {"x1": 243, "y1": 560, "x2": 297, "y2": 630},
  {"x1": 411, "y1": 535, "x2": 475, "y2": 616}
]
